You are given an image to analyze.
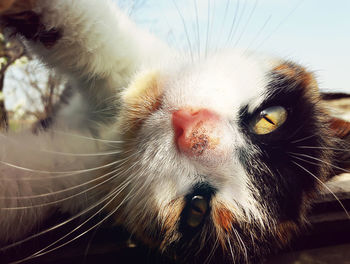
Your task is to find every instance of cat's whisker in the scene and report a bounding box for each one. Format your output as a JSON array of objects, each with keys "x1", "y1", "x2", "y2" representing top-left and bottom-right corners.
[
  {"x1": 289, "y1": 151, "x2": 350, "y2": 174},
  {"x1": 226, "y1": 235, "x2": 235, "y2": 264},
  {"x1": 90, "y1": 105, "x2": 118, "y2": 116},
  {"x1": 228, "y1": 0, "x2": 248, "y2": 46},
  {"x1": 233, "y1": 226, "x2": 248, "y2": 263},
  {"x1": 0, "y1": 130, "x2": 124, "y2": 145},
  {"x1": 172, "y1": 0, "x2": 194, "y2": 62},
  {"x1": 296, "y1": 145, "x2": 350, "y2": 152},
  {"x1": 91, "y1": 94, "x2": 118, "y2": 110},
  {"x1": 244, "y1": 14, "x2": 271, "y2": 55},
  {"x1": 204, "y1": 0, "x2": 211, "y2": 58},
  {"x1": 197, "y1": 225, "x2": 210, "y2": 255},
  {"x1": 291, "y1": 160, "x2": 350, "y2": 220},
  {"x1": 225, "y1": 0, "x2": 240, "y2": 49},
  {"x1": 289, "y1": 152, "x2": 341, "y2": 178},
  {"x1": 253, "y1": 0, "x2": 305, "y2": 51},
  {"x1": 90, "y1": 96, "x2": 120, "y2": 116},
  {"x1": 0, "y1": 155, "x2": 131, "y2": 179},
  {"x1": 91, "y1": 106, "x2": 118, "y2": 115},
  {"x1": 1, "y1": 168, "x2": 122, "y2": 209},
  {"x1": 82, "y1": 226, "x2": 100, "y2": 264},
  {"x1": 290, "y1": 154, "x2": 324, "y2": 168},
  {"x1": 0, "y1": 167, "x2": 119, "y2": 200},
  {"x1": 0, "y1": 132, "x2": 132, "y2": 157},
  {"x1": 0, "y1": 174, "x2": 133, "y2": 252},
  {"x1": 216, "y1": 0, "x2": 231, "y2": 52},
  {"x1": 1, "y1": 0, "x2": 347, "y2": 262},
  {"x1": 210, "y1": 0, "x2": 219, "y2": 56},
  {"x1": 1, "y1": 149, "x2": 142, "y2": 207},
  {"x1": 291, "y1": 134, "x2": 317, "y2": 144},
  {"x1": 8, "y1": 178, "x2": 135, "y2": 264},
  {"x1": 22, "y1": 166, "x2": 148, "y2": 263},
  {"x1": 34, "y1": 149, "x2": 123, "y2": 157},
  {"x1": 203, "y1": 233, "x2": 219, "y2": 264},
  {"x1": 50, "y1": 130, "x2": 125, "y2": 144},
  {"x1": 289, "y1": 154, "x2": 340, "y2": 189},
  {"x1": 193, "y1": 0, "x2": 201, "y2": 59},
  {"x1": 285, "y1": 122, "x2": 310, "y2": 141},
  {"x1": 233, "y1": 0, "x2": 259, "y2": 49}
]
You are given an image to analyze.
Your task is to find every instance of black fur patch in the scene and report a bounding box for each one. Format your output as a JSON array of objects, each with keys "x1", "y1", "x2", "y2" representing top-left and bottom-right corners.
[{"x1": 238, "y1": 62, "x2": 330, "y2": 222}]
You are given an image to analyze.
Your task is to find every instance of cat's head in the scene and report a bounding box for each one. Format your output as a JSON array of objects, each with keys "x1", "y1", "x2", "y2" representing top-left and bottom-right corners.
[{"x1": 111, "y1": 51, "x2": 349, "y2": 263}]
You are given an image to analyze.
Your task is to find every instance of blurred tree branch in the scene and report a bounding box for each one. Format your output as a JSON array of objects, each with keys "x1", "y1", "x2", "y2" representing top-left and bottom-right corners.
[
  {"x1": 7, "y1": 61, "x2": 66, "y2": 122},
  {"x1": 0, "y1": 28, "x2": 25, "y2": 130}
]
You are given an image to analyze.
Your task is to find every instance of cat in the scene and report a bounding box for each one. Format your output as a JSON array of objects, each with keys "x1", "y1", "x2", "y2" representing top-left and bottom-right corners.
[{"x1": 0, "y1": 0, "x2": 349, "y2": 263}]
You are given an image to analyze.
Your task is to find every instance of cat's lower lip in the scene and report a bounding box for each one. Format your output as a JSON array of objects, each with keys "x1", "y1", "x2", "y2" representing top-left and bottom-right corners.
[{"x1": 186, "y1": 195, "x2": 208, "y2": 227}]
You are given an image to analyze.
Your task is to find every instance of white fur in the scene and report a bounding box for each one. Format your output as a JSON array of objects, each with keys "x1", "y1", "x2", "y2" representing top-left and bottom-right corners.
[
  {"x1": 27, "y1": 0, "x2": 173, "y2": 129},
  {"x1": 1, "y1": 0, "x2": 279, "y2": 247},
  {"x1": 132, "y1": 52, "x2": 275, "y2": 226}
]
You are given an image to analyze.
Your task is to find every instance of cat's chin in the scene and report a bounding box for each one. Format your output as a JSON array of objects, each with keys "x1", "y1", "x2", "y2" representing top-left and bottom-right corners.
[{"x1": 125, "y1": 181, "x2": 301, "y2": 264}]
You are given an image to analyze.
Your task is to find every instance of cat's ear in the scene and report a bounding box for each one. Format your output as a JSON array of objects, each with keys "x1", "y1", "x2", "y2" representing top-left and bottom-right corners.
[
  {"x1": 118, "y1": 71, "x2": 162, "y2": 133},
  {"x1": 329, "y1": 117, "x2": 350, "y2": 140},
  {"x1": 321, "y1": 93, "x2": 350, "y2": 175},
  {"x1": 328, "y1": 117, "x2": 350, "y2": 176}
]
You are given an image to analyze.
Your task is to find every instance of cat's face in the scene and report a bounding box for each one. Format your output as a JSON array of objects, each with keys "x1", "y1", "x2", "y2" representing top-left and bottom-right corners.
[{"x1": 112, "y1": 51, "x2": 335, "y2": 263}]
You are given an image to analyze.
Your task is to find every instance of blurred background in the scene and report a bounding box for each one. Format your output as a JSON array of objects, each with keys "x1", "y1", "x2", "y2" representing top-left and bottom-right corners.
[
  {"x1": 0, "y1": 0, "x2": 349, "y2": 131},
  {"x1": 0, "y1": 1, "x2": 349, "y2": 263}
]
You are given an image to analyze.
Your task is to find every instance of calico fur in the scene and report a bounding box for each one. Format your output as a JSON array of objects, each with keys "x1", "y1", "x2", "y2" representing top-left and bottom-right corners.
[{"x1": 0, "y1": 1, "x2": 349, "y2": 263}]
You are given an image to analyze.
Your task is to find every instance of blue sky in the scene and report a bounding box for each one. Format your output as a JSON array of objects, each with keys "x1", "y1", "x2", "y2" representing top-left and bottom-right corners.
[
  {"x1": 4, "y1": 0, "x2": 350, "y2": 115},
  {"x1": 129, "y1": 0, "x2": 350, "y2": 93}
]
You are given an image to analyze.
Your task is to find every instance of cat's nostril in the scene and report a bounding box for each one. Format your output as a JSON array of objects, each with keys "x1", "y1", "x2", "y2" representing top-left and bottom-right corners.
[
  {"x1": 172, "y1": 109, "x2": 196, "y2": 137},
  {"x1": 174, "y1": 124, "x2": 184, "y2": 140},
  {"x1": 172, "y1": 108, "x2": 219, "y2": 156}
]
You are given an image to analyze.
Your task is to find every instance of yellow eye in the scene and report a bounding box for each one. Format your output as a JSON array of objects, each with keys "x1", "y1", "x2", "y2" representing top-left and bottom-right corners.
[{"x1": 252, "y1": 106, "x2": 287, "y2": 135}]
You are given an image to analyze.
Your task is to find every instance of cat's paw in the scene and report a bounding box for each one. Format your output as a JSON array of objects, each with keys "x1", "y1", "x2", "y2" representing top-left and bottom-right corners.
[{"x1": 0, "y1": 0, "x2": 61, "y2": 48}]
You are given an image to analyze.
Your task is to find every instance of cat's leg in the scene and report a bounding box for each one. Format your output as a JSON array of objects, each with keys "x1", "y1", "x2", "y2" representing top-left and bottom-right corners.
[
  {"x1": 0, "y1": 0, "x2": 171, "y2": 127},
  {"x1": 0, "y1": 0, "x2": 168, "y2": 243}
]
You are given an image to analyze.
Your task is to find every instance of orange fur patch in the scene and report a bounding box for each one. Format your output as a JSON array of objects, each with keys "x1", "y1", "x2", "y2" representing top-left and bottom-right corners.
[
  {"x1": 118, "y1": 71, "x2": 162, "y2": 133},
  {"x1": 159, "y1": 198, "x2": 184, "y2": 249},
  {"x1": 162, "y1": 199, "x2": 184, "y2": 232},
  {"x1": 273, "y1": 63, "x2": 299, "y2": 79},
  {"x1": 330, "y1": 117, "x2": 350, "y2": 139},
  {"x1": 273, "y1": 62, "x2": 318, "y2": 94},
  {"x1": 211, "y1": 200, "x2": 238, "y2": 251},
  {"x1": 275, "y1": 221, "x2": 299, "y2": 246},
  {"x1": 212, "y1": 202, "x2": 236, "y2": 232}
]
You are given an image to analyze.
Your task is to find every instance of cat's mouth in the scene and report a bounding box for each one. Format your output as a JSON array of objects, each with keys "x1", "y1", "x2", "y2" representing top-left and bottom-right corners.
[{"x1": 179, "y1": 182, "x2": 216, "y2": 232}]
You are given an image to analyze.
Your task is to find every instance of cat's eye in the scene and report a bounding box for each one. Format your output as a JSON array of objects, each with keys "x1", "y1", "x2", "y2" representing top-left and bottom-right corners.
[{"x1": 252, "y1": 106, "x2": 287, "y2": 135}]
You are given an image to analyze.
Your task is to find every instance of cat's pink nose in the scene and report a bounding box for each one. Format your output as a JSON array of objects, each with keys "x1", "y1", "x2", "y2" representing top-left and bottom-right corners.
[{"x1": 172, "y1": 108, "x2": 220, "y2": 156}]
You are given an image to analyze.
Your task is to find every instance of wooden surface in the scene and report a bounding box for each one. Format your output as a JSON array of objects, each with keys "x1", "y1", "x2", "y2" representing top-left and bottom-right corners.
[{"x1": 267, "y1": 174, "x2": 350, "y2": 264}]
